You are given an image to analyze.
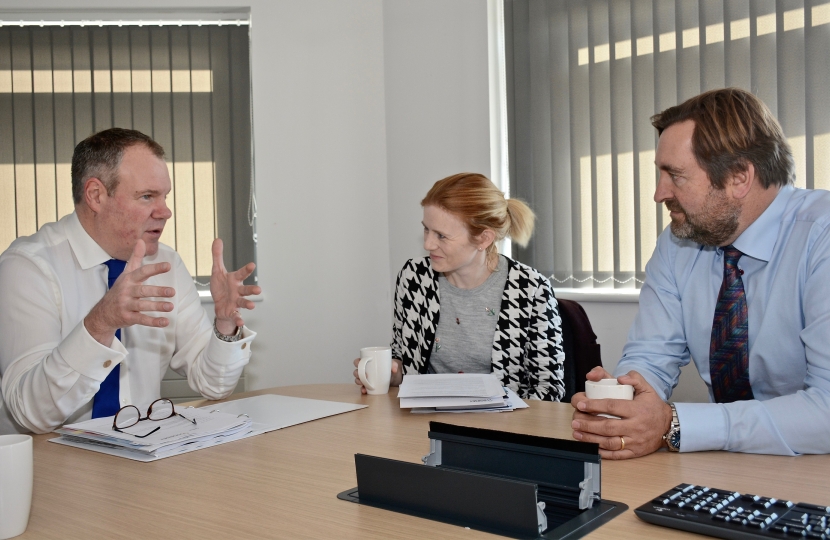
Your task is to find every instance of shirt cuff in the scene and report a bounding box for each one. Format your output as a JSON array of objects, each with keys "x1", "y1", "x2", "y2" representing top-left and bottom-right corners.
[
  {"x1": 56, "y1": 321, "x2": 127, "y2": 381},
  {"x1": 207, "y1": 325, "x2": 256, "y2": 365},
  {"x1": 674, "y1": 402, "x2": 727, "y2": 453}
]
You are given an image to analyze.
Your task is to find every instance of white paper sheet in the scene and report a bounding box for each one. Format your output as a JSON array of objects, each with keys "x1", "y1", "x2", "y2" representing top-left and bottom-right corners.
[
  {"x1": 400, "y1": 394, "x2": 507, "y2": 409},
  {"x1": 409, "y1": 387, "x2": 529, "y2": 414},
  {"x1": 397, "y1": 373, "x2": 504, "y2": 399}
]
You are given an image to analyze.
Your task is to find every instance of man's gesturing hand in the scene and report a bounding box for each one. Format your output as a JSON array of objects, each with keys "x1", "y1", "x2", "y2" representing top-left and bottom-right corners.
[
  {"x1": 570, "y1": 366, "x2": 673, "y2": 460},
  {"x1": 210, "y1": 239, "x2": 262, "y2": 336},
  {"x1": 84, "y1": 239, "x2": 175, "y2": 347}
]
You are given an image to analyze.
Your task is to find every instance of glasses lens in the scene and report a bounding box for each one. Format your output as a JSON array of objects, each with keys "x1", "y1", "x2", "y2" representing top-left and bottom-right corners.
[
  {"x1": 114, "y1": 406, "x2": 140, "y2": 429},
  {"x1": 148, "y1": 399, "x2": 174, "y2": 420}
]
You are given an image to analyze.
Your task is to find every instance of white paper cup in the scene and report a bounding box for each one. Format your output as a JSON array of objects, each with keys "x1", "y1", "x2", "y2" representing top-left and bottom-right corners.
[
  {"x1": 358, "y1": 346, "x2": 393, "y2": 395},
  {"x1": 0, "y1": 435, "x2": 33, "y2": 539},
  {"x1": 585, "y1": 379, "x2": 634, "y2": 419}
]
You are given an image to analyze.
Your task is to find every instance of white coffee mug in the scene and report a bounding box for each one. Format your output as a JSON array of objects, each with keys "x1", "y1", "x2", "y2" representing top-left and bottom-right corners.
[
  {"x1": 585, "y1": 378, "x2": 634, "y2": 419},
  {"x1": 0, "y1": 435, "x2": 33, "y2": 539},
  {"x1": 358, "y1": 346, "x2": 393, "y2": 395}
]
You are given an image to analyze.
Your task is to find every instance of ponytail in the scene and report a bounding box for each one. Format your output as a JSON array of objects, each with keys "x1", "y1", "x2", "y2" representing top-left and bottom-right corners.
[{"x1": 505, "y1": 198, "x2": 535, "y2": 247}]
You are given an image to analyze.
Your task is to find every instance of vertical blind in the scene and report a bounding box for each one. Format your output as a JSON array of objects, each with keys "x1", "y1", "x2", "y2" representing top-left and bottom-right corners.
[
  {"x1": 0, "y1": 24, "x2": 254, "y2": 281},
  {"x1": 505, "y1": 0, "x2": 830, "y2": 289}
]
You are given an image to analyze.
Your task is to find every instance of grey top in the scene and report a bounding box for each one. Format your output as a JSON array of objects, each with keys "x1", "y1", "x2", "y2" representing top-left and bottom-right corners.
[{"x1": 429, "y1": 255, "x2": 509, "y2": 374}]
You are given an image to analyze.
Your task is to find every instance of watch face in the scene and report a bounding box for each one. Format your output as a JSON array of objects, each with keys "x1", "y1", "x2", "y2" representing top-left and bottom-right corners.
[{"x1": 669, "y1": 430, "x2": 681, "y2": 450}]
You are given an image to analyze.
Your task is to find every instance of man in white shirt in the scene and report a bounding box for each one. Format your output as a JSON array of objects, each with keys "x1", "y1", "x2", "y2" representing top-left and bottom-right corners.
[{"x1": 0, "y1": 128, "x2": 261, "y2": 434}]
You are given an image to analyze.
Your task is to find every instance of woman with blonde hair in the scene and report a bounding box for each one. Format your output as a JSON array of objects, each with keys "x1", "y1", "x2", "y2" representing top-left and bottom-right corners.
[{"x1": 354, "y1": 172, "x2": 565, "y2": 401}]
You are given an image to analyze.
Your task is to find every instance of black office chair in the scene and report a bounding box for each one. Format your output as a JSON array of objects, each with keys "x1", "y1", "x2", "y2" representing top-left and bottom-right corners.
[{"x1": 557, "y1": 298, "x2": 603, "y2": 402}]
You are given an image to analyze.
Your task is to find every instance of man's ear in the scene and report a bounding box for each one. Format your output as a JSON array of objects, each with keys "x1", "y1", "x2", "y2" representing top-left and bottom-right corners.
[
  {"x1": 83, "y1": 177, "x2": 108, "y2": 213},
  {"x1": 728, "y1": 163, "x2": 756, "y2": 200}
]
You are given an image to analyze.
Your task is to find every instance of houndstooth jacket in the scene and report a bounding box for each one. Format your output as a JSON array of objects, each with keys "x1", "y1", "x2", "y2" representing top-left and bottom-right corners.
[{"x1": 390, "y1": 256, "x2": 565, "y2": 401}]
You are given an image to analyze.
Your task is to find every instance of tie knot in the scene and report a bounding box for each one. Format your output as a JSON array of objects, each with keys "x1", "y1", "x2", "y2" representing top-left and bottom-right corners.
[{"x1": 722, "y1": 246, "x2": 743, "y2": 267}]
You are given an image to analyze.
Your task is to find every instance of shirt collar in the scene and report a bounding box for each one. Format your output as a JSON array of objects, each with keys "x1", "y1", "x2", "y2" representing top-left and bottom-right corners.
[
  {"x1": 731, "y1": 185, "x2": 795, "y2": 262},
  {"x1": 65, "y1": 212, "x2": 113, "y2": 270}
]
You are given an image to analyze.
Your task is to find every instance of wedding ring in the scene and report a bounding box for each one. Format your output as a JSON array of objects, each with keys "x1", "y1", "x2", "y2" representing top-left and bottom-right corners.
[{"x1": 619, "y1": 436, "x2": 626, "y2": 451}]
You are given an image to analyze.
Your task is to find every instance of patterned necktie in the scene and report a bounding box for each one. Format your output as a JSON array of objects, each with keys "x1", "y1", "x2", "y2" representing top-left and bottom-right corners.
[
  {"x1": 709, "y1": 246, "x2": 754, "y2": 403},
  {"x1": 91, "y1": 259, "x2": 127, "y2": 418}
]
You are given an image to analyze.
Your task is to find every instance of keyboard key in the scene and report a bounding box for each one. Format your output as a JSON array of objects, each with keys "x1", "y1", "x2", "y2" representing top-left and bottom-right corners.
[{"x1": 802, "y1": 504, "x2": 829, "y2": 513}]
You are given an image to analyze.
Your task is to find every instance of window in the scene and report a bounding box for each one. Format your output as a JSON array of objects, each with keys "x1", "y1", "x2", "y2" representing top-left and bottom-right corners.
[
  {"x1": 503, "y1": 0, "x2": 830, "y2": 289},
  {"x1": 0, "y1": 16, "x2": 255, "y2": 284}
]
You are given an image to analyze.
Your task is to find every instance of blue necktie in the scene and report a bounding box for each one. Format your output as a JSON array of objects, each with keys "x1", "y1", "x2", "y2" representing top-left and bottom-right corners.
[
  {"x1": 709, "y1": 246, "x2": 754, "y2": 403},
  {"x1": 91, "y1": 259, "x2": 127, "y2": 418}
]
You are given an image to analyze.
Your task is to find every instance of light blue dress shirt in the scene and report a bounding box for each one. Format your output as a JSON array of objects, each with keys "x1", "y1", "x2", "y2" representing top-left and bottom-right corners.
[{"x1": 616, "y1": 186, "x2": 830, "y2": 455}]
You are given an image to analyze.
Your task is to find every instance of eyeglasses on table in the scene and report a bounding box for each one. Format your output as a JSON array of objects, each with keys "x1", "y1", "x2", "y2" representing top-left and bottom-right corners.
[{"x1": 112, "y1": 398, "x2": 197, "y2": 438}]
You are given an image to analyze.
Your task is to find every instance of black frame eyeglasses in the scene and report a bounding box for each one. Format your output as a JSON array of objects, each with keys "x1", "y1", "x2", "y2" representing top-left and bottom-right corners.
[{"x1": 112, "y1": 398, "x2": 197, "y2": 438}]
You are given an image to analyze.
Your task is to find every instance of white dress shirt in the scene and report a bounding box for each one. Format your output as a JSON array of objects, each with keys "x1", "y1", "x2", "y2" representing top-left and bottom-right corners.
[{"x1": 0, "y1": 212, "x2": 255, "y2": 434}]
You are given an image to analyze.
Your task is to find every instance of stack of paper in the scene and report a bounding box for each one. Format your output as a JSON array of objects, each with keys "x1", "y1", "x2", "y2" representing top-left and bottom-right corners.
[
  {"x1": 50, "y1": 394, "x2": 367, "y2": 462},
  {"x1": 398, "y1": 373, "x2": 528, "y2": 413},
  {"x1": 53, "y1": 407, "x2": 253, "y2": 460}
]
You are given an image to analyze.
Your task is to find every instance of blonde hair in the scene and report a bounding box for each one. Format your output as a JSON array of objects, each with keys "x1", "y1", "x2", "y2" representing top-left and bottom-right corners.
[{"x1": 421, "y1": 173, "x2": 535, "y2": 269}]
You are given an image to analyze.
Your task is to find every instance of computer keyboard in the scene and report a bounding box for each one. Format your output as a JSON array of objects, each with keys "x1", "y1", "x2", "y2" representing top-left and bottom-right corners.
[{"x1": 634, "y1": 483, "x2": 830, "y2": 539}]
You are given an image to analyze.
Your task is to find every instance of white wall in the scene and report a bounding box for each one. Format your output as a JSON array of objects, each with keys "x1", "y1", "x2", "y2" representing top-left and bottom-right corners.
[{"x1": 383, "y1": 0, "x2": 492, "y2": 276}]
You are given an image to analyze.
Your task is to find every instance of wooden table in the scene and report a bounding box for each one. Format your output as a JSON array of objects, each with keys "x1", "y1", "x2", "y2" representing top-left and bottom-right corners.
[{"x1": 21, "y1": 384, "x2": 830, "y2": 539}]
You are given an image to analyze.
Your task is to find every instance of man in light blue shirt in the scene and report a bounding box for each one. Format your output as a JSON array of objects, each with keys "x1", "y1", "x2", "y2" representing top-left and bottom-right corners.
[{"x1": 571, "y1": 88, "x2": 830, "y2": 458}]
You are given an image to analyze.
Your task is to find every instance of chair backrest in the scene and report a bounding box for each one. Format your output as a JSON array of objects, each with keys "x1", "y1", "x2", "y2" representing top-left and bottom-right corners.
[{"x1": 557, "y1": 298, "x2": 602, "y2": 402}]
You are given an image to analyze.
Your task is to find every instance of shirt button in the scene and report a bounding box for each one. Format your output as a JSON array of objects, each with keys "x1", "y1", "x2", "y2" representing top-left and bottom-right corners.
[
  {"x1": 241, "y1": 343, "x2": 247, "y2": 350},
  {"x1": 103, "y1": 360, "x2": 112, "y2": 368}
]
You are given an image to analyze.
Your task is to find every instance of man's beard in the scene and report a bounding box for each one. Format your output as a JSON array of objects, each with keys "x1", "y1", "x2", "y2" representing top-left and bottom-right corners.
[{"x1": 665, "y1": 188, "x2": 740, "y2": 246}]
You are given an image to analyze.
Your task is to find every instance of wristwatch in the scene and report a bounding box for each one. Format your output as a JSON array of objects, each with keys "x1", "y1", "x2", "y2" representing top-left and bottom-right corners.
[
  {"x1": 213, "y1": 318, "x2": 242, "y2": 342},
  {"x1": 663, "y1": 402, "x2": 681, "y2": 452}
]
